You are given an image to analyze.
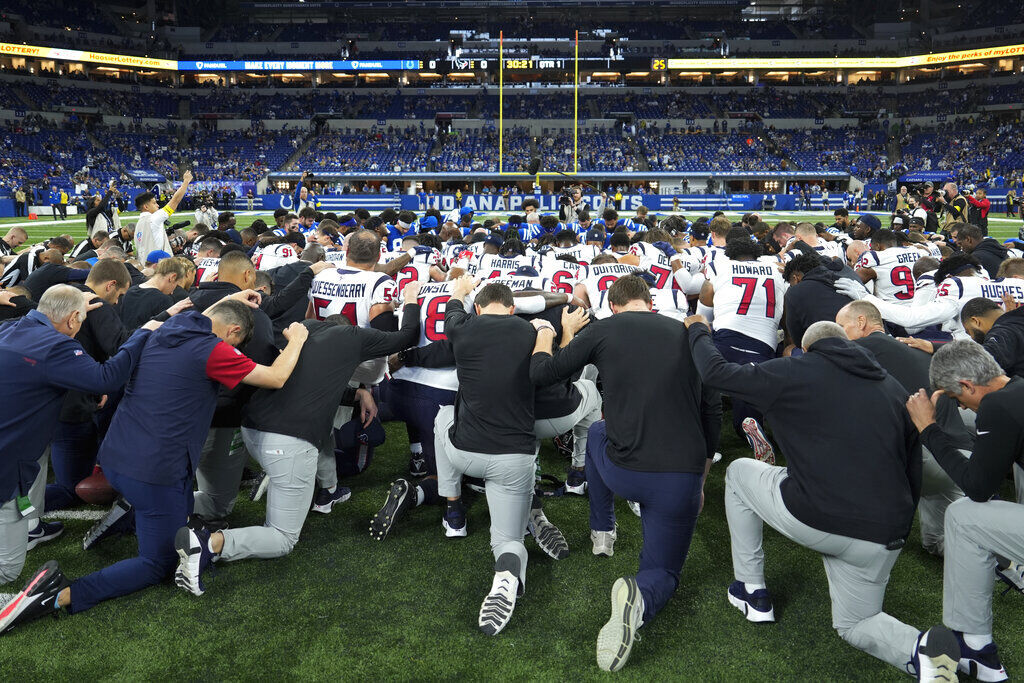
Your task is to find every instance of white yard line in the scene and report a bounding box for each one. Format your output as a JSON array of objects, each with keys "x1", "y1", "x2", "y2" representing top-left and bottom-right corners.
[{"x1": 43, "y1": 509, "x2": 106, "y2": 521}]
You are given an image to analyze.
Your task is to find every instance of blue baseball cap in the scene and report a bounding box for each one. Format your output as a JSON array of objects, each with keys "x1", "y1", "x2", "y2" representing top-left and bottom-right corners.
[
  {"x1": 145, "y1": 250, "x2": 171, "y2": 264},
  {"x1": 514, "y1": 265, "x2": 539, "y2": 277},
  {"x1": 420, "y1": 215, "x2": 438, "y2": 230},
  {"x1": 484, "y1": 234, "x2": 504, "y2": 248},
  {"x1": 460, "y1": 206, "x2": 474, "y2": 216},
  {"x1": 585, "y1": 228, "x2": 604, "y2": 243},
  {"x1": 857, "y1": 214, "x2": 882, "y2": 234}
]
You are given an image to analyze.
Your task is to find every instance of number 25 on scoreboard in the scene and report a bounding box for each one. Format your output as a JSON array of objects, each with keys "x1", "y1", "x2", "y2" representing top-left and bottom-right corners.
[{"x1": 652, "y1": 59, "x2": 667, "y2": 70}]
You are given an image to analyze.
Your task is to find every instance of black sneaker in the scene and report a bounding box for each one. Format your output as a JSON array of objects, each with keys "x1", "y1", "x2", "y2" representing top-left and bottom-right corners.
[
  {"x1": 26, "y1": 521, "x2": 64, "y2": 551},
  {"x1": 443, "y1": 501, "x2": 467, "y2": 538},
  {"x1": 0, "y1": 561, "x2": 71, "y2": 635},
  {"x1": 311, "y1": 486, "x2": 352, "y2": 514},
  {"x1": 408, "y1": 453, "x2": 427, "y2": 478},
  {"x1": 174, "y1": 524, "x2": 215, "y2": 597},
  {"x1": 910, "y1": 626, "x2": 962, "y2": 682},
  {"x1": 190, "y1": 514, "x2": 229, "y2": 533},
  {"x1": 369, "y1": 479, "x2": 414, "y2": 541},
  {"x1": 953, "y1": 630, "x2": 1007, "y2": 682},
  {"x1": 727, "y1": 580, "x2": 775, "y2": 623},
  {"x1": 565, "y1": 467, "x2": 587, "y2": 495},
  {"x1": 82, "y1": 497, "x2": 134, "y2": 550},
  {"x1": 478, "y1": 553, "x2": 521, "y2": 636}
]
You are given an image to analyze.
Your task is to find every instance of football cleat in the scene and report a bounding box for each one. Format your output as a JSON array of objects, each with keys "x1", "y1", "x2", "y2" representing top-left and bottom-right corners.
[
  {"x1": 596, "y1": 577, "x2": 644, "y2": 672},
  {"x1": 953, "y1": 631, "x2": 1006, "y2": 682},
  {"x1": 627, "y1": 500, "x2": 642, "y2": 518},
  {"x1": 910, "y1": 626, "x2": 962, "y2": 682},
  {"x1": 174, "y1": 525, "x2": 214, "y2": 597},
  {"x1": 591, "y1": 528, "x2": 617, "y2": 557},
  {"x1": 311, "y1": 486, "x2": 351, "y2": 514},
  {"x1": 369, "y1": 479, "x2": 414, "y2": 541},
  {"x1": 408, "y1": 452, "x2": 428, "y2": 478},
  {"x1": 82, "y1": 497, "x2": 134, "y2": 550},
  {"x1": 528, "y1": 507, "x2": 569, "y2": 560},
  {"x1": 26, "y1": 521, "x2": 64, "y2": 551},
  {"x1": 249, "y1": 471, "x2": 269, "y2": 502},
  {"x1": 552, "y1": 431, "x2": 574, "y2": 459},
  {"x1": 442, "y1": 503, "x2": 467, "y2": 538},
  {"x1": 996, "y1": 559, "x2": 1024, "y2": 595},
  {"x1": 478, "y1": 553, "x2": 520, "y2": 636},
  {"x1": 0, "y1": 561, "x2": 70, "y2": 635},
  {"x1": 727, "y1": 581, "x2": 776, "y2": 623},
  {"x1": 742, "y1": 417, "x2": 775, "y2": 465},
  {"x1": 565, "y1": 467, "x2": 587, "y2": 495}
]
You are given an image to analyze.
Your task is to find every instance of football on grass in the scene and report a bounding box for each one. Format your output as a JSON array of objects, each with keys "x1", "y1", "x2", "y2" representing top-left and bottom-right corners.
[{"x1": 76, "y1": 468, "x2": 116, "y2": 505}]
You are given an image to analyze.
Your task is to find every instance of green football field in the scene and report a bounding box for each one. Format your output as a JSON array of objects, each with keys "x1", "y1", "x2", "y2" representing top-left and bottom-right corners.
[
  {"x1": 0, "y1": 209, "x2": 1022, "y2": 679},
  {"x1": 2, "y1": 210, "x2": 1022, "y2": 245},
  {"x1": 0, "y1": 424, "x2": 1021, "y2": 680}
]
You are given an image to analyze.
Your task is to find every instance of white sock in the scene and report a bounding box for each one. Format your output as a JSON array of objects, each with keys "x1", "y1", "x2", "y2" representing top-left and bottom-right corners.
[
  {"x1": 962, "y1": 632, "x2": 993, "y2": 650},
  {"x1": 744, "y1": 582, "x2": 767, "y2": 592},
  {"x1": 415, "y1": 486, "x2": 425, "y2": 506},
  {"x1": 410, "y1": 443, "x2": 422, "y2": 454}
]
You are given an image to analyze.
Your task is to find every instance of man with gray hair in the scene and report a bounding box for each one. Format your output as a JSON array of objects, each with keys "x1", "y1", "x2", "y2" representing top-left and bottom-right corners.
[
  {"x1": 0, "y1": 285, "x2": 153, "y2": 586},
  {"x1": 684, "y1": 314, "x2": 961, "y2": 678},
  {"x1": 907, "y1": 340, "x2": 1023, "y2": 680}
]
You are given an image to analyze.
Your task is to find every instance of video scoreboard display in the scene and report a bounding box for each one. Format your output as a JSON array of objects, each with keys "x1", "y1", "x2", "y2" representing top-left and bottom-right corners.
[{"x1": 178, "y1": 59, "x2": 423, "y2": 71}]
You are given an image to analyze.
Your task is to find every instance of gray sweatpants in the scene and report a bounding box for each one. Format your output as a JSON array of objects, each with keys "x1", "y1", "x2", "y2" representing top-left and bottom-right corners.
[
  {"x1": 0, "y1": 453, "x2": 47, "y2": 584},
  {"x1": 725, "y1": 458, "x2": 919, "y2": 671},
  {"x1": 919, "y1": 447, "x2": 965, "y2": 556},
  {"x1": 435, "y1": 404, "x2": 535, "y2": 586},
  {"x1": 194, "y1": 428, "x2": 250, "y2": 520},
  {"x1": 219, "y1": 429, "x2": 321, "y2": 561},
  {"x1": 316, "y1": 404, "x2": 354, "y2": 491},
  {"x1": 944, "y1": 497, "x2": 1024, "y2": 635},
  {"x1": 533, "y1": 379, "x2": 603, "y2": 468}
]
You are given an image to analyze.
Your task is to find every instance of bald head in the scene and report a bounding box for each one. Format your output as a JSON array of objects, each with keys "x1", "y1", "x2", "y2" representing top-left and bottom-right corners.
[
  {"x1": 836, "y1": 301, "x2": 885, "y2": 341},
  {"x1": 345, "y1": 229, "x2": 382, "y2": 267},
  {"x1": 846, "y1": 240, "x2": 869, "y2": 267},
  {"x1": 39, "y1": 248, "x2": 65, "y2": 266}
]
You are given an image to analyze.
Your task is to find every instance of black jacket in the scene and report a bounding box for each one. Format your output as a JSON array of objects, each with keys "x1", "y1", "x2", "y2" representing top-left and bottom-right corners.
[
  {"x1": 690, "y1": 325, "x2": 921, "y2": 546},
  {"x1": 188, "y1": 281, "x2": 279, "y2": 427},
  {"x1": 970, "y1": 238, "x2": 1008, "y2": 280},
  {"x1": 263, "y1": 262, "x2": 317, "y2": 346},
  {"x1": 984, "y1": 306, "x2": 1024, "y2": 378},
  {"x1": 783, "y1": 260, "x2": 857, "y2": 346}
]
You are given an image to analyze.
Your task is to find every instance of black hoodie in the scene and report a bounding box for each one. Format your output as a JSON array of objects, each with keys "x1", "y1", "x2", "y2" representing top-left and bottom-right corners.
[
  {"x1": 690, "y1": 326, "x2": 921, "y2": 546},
  {"x1": 971, "y1": 238, "x2": 1009, "y2": 279},
  {"x1": 984, "y1": 305, "x2": 1024, "y2": 378},
  {"x1": 783, "y1": 260, "x2": 859, "y2": 346}
]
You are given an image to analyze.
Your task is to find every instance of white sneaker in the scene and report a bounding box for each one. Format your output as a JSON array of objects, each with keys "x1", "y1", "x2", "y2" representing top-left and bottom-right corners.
[
  {"x1": 592, "y1": 528, "x2": 617, "y2": 557},
  {"x1": 627, "y1": 500, "x2": 642, "y2": 518},
  {"x1": 596, "y1": 577, "x2": 644, "y2": 672},
  {"x1": 913, "y1": 626, "x2": 961, "y2": 682},
  {"x1": 478, "y1": 554, "x2": 520, "y2": 636}
]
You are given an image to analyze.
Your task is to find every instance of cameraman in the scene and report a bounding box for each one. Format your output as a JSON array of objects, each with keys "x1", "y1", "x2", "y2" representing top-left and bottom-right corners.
[
  {"x1": 967, "y1": 187, "x2": 990, "y2": 235},
  {"x1": 559, "y1": 185, "x2": 587, "y2": 222},
  {"x1": 934, "y1": 182, "x2": 968, "y2": 231}
]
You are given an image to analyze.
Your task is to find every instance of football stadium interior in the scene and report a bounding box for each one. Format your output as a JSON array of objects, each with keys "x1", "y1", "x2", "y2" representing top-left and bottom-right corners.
[{"x1": 1, "y1": 0, "x2": 1024, "y2": 679}]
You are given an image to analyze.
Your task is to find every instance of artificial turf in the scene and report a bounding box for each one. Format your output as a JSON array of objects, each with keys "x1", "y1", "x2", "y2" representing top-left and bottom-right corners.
[{"x1": 0, "y1": 423, "x2": 1020, "y2": 681}]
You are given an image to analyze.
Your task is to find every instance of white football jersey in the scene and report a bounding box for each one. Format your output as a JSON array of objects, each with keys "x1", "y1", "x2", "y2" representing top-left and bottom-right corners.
[
  {"x1": 470, "y1": 254, "x2": 540, "y2": 278},
  {"x1": 538, "y1": 258, "x2": 587, "y2": 296},
  {"x1": 578, "y1": 262, "x2": 638, "y2": 304},
  {"x1": 391, "y1": 280, "x2": 470, "y2": 392},
  {"x1": 594, "y1": 288, "x2": 687, "y2": 321},
  {"x1": 194, "y1": 257, "x2": 220, "y2": 286},
  {"x1": 857, "y1": 247, "x2": 922, "y2": 303},
  {"x1": 628, "y1": 243, "x2": 675, "y2": 289},
  {"x1": 394, "y1": 262, "x2": 438, "y2": 291},
  {"x1": 552, "y1": 243, "x2": 601, "y2": 265},
  {"x1": 324, "y1": 249, "x2": 346, "y2": 262},
  {"x1": 706, "y1": 258, "x2": 784, "y2": 349},
  {"x1": 253, "y1": 243, "x2": 299, "y2": 271},
  {"x1": 701, "y1": 245, "x2": 727, "y2": 278},
  {"x1": 308, "y1": 266, "x2": 398, "y2": 326},
  {"x1": 479, "y1": 274, "x2": 551, "y2": 293}
]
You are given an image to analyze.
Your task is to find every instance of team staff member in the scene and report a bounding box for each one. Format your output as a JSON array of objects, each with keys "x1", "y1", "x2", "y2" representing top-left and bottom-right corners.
[
  {"x1": 172, "y1": 282, "x2": 422, "y2": 596},
  {"x1": 134, "y1": 170, "x2": 193, "y2": 264},
  {"x1": 0, "y1": 294, "x2": 309, "y2": 632},
  {"x1": 0, "y1": 285, "x2": 153, "y2": 587},
  {"x1": 531, "y1": 275, "x2": 712, "y2": 673},
  {"x1": 907, "y1": 341, "x2": 1024, "y2": 680},
  {"x1": 686, "y1": 317, "x2": 959, "y2": 678},
  {"x1": 433, "y1": 277, "x2": 539, "y2": 638}
]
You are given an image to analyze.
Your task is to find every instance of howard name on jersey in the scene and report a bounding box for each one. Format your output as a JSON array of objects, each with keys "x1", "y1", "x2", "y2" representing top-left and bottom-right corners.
[{"x1": 707, "y1": 258, "x2": 784, "y2": 350}]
